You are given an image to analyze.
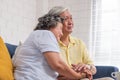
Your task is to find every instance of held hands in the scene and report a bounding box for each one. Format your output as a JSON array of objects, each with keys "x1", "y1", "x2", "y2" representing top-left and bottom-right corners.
[
  {"x1": 57, "y1": 63, "x2": 93, "y2": 80},
  {"x1": 71, "y1": 63, "x2": 93, "y2": 80}
]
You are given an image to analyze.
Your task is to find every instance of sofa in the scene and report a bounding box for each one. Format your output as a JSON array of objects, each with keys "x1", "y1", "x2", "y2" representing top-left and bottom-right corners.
[{"x1": 5, "y1": 43, "x2": 119, "y2": 79}]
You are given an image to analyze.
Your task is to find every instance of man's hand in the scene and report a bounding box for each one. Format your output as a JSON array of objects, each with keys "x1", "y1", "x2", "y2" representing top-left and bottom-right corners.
[
  {"x1": 71, "y1": 63, "x2": 93, "y2": 80},
  {"x1": 71, "y1": 63, "x2": 91, "y2": 72}
]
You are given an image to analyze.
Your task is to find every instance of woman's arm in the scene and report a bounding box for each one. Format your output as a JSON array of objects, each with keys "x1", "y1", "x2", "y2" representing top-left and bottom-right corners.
[{"x1": 44, "y1": 51, "x2": 83, "y2": 80}]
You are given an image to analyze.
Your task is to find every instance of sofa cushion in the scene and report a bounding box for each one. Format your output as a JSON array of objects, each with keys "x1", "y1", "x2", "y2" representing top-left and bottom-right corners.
[
  {"x1": 0, "y1": 36, "x2": 14, "y2": 80},
  {"x1": 93, "y1": 66, "x2": 119, "y2": 79},
  {"x1": 5, "y1": 43, "x2": 17, "y2": 58}
]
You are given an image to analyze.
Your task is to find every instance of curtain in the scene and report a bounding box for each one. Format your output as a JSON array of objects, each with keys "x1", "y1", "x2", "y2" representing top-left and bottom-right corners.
[{"x1": 90, "y1": 0, "x2": 120, "y2": 69}]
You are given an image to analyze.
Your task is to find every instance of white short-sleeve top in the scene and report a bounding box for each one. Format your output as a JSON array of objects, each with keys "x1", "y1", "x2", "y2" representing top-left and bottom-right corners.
[{"x1": 12, "y1": 30, "x2": 60, "y2": 80}]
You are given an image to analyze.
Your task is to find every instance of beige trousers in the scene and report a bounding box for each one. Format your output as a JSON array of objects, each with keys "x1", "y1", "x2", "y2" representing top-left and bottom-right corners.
[{"x1": 81, "y1": 77, "x2": 114, "y2": 80}]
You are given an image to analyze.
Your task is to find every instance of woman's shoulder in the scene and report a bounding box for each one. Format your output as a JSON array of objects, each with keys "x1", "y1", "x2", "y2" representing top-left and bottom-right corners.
[
  {"x1": 31, "y1": 30, "x2": 53, "y2": 37},
  {"x1": 31, "y1": 30, "x2": 56, "y2": 41},
  {"x1": 33, "y1": 30, "x2": 52, "y2": 34},
  {"x1": 25, "y1": 30, "x2": 54, "y2": 41}
]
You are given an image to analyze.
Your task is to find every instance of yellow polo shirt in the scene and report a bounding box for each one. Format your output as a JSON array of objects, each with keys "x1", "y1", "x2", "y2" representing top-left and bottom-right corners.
[{"x1": 59, "y1": 36, "x2": 93, "y2": 66}]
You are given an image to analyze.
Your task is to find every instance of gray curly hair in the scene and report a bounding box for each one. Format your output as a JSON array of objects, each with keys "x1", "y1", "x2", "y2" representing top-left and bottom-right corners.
[
  {"x1": 34, "y1": 14, "x2": 64, "y2": 30},
  {"x1": 48, "y1": 6, "x2": 68, "y2": 16}
]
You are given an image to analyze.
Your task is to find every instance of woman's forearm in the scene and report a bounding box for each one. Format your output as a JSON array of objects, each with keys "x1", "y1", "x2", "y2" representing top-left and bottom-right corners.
[
  {"x1": 44, "y1": 52, "x2": 82, "y2": 79},
  {"x1": 53, "y1": 60, "x2": 83, "y2": 79}
]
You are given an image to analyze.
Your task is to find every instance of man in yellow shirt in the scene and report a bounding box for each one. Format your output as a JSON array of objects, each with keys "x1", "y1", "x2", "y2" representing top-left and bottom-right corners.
[
  {"x1": 59, "y1": 36, "x2": 94, "y2": 80},
  {"x1": 48, "y1": 6, "x2": 114, "y2": 80},
  {"x1": 59, "y1": 36, "x2": 93, "y2": 66}
]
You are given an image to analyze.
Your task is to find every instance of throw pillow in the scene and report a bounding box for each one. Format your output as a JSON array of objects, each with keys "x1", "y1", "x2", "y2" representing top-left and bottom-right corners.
[{"x1": 0, "y1": 36, "x2": 14, "y2": 80}]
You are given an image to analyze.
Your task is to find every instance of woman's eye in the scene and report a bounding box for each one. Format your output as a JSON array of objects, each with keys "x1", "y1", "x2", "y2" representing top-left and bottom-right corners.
[{"x1": 64, "y1": 18, "x2": 68, "y2": 21}]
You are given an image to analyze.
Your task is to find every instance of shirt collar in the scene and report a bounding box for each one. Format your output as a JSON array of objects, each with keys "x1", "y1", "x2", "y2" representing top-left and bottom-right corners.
[{"x1": 59, "y1": 36, "x2": 75, "y2": 46}]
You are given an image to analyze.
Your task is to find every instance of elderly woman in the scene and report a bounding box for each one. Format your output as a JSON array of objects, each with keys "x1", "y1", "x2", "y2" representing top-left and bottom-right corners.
[{"x1": 12, "y1": 14, "x2": 85, "y2": 80}]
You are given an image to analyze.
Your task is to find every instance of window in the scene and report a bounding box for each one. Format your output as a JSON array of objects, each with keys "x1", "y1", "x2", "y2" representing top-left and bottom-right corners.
[{"x1": 91, "y1": 0, "x2": 120, "y2": 69}]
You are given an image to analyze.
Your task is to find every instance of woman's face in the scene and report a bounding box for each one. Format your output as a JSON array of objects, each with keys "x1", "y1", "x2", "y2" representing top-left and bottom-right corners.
[
  {"x1": 60, "y1": 10, "x2": 74, "y2": 35},
  {"x1": 50, "y1": 22, "x2": 63, "y2": 41}
]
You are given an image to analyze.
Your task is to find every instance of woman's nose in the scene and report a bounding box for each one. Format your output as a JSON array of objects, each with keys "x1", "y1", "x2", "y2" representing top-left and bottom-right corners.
[{"x1": 68, "y1": 19, "x2": 73, "y2": 25}]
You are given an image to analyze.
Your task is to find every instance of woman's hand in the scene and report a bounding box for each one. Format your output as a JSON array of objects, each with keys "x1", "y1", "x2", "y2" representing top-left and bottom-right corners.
[{"x1": 83, "y1": 68, "x2": 93, "y2": 80}]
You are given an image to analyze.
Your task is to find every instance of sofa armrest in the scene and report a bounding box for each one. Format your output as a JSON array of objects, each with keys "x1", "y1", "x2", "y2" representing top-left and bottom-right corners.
[
  {"x1": 5, "y1": 43, "x2": 17, "y2": 58},
  {"x1": 93, "y1": 66, "x2": 119, "y2": 79}
]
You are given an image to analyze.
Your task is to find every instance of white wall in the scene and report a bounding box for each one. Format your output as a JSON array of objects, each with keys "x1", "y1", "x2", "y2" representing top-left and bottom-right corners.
[
  {"x1": 0, "y1": 0, "x2": 37, "y2": 45},
  {"x1": 0, "y1": 0, "x2": 92, "y2": 48},
  {"x1": 36, "y1": 0, "x2": 49, "y2": 18}
]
